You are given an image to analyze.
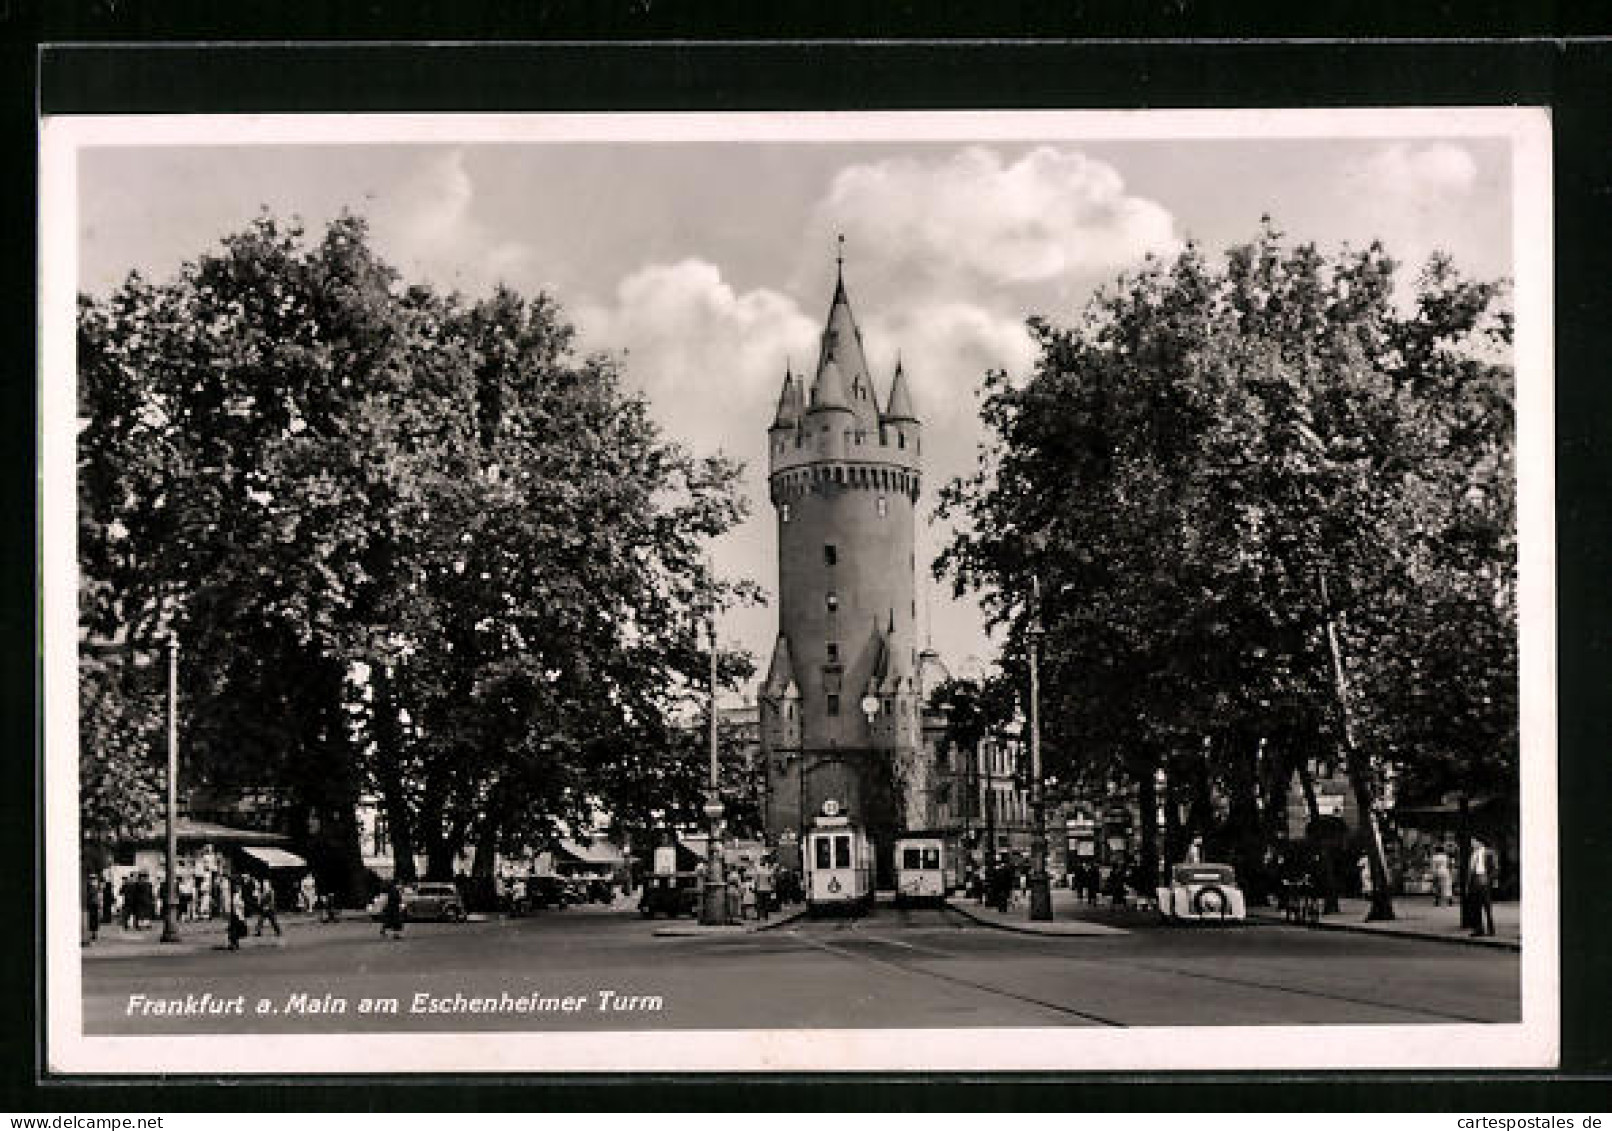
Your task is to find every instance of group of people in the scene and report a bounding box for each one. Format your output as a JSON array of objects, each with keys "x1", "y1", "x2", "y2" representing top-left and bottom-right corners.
[
  {"x1": 691, "y1": 857, "x2": 794, "y2": 921},
  {"x1": 83, "y1": 867, "x2": 336, "y2": 948}
]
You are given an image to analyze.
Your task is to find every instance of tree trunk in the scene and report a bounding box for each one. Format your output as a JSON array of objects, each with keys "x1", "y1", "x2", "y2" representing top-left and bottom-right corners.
[
  {"x1": 1318, "y1": 567, "x2": 1395, "y2": 921},
  {"x1": 1162, "y1": 752, "x2": 1184, "y2": 870},
  {"x1": 371, "y1": 667, "x2": 417, "y2": 884},
  {"x1": 1292, "y1": 753, "x2": 1340, "y2": 913},
  {"x1": 1137, "y1": 763, "x2": 1160, "y2": 896}
]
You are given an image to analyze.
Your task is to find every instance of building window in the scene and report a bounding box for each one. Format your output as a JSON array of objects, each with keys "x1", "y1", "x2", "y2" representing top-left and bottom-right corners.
[
  {"x1": 877, "y1": 497, "x2": 888, "y2": 518},
  {"x1": 827, "y1": 694, "x2": 840, "y2": 716},
  {"x1": 826, "y1": 592, "x2": 838, "y2": 613},
  {"x1": 781, "y1": 504, "x2": 791, "y2": 523},
  {"x1": 826, "y1": 642, "x2": 839, "y2": 663},
  {"x1": 824, "y1": 544, "x2": 837, "y2": 567}
]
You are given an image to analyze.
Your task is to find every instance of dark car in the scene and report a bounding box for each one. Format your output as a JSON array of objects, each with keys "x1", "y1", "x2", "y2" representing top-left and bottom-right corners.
[
  {"x1": 368, "y1": 882, "x2": 466, "y2": 923},
  {"x1": 639, "y1": 872, "x2": 700, "y2": 918},
  {"x1": 526, "y1": 874, "x2": 571, "y2": 910}
]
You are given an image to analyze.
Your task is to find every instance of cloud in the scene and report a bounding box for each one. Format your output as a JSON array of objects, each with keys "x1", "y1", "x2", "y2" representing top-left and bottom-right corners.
[
  {"x1": 816, "y1": 146, "x2": 1179, "y2": 292},
  {"x1": 574, "y1": 259, "x2": 819, "y2": 453},
  {"x1": 1358, "y1": 142, "x2": 1479, "y2": 200},
  {"x1": 367, "y1": 149, "x2": 536, "y2": 294}
]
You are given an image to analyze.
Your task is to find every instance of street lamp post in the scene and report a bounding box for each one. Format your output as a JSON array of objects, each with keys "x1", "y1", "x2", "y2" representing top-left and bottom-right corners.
[
  {"x1": 699, "y1": 616, "x2": 728, "y2": 926},
  {"x1": 160, "y1": 632, "x2": 181, "y2": 944},
  {"x1": 1027, "y1": 574, "x2": 1053, "y2": 921}
]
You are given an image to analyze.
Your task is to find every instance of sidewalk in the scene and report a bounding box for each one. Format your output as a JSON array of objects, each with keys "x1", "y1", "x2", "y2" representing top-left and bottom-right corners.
[
  {"x1": 944, "y1": 888, "x2": 1131, "y2": 937},
  {"x1": 82, "y1": 911, "x2": 339, "y2": 959},
  {"x1": 1250, "y1": 896, "x2": 1522, "y2": 951}
]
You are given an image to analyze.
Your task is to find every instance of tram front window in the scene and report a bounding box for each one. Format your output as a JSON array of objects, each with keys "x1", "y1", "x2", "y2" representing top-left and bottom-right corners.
[
  {"x1": 922, "y1": 847, "x2": 941, "y2": 869},
  {"x1": 902, "y1": 848, "x2": 922, "y2": 870},
  {"x1": 814, "y1": 838, "x2": 832, "y2": 870},
  {"x1": 835, "y1": 836, "x2": 852, "y2": 868}
]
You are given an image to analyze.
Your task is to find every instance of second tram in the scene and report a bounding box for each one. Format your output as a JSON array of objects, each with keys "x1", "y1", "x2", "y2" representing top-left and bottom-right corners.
[
  {"x1": 803, "y1": 800, "x2": 874, "y2": 916},
  {"x1": 893, "y1": 835, "x2": 950, "y2": 906}
]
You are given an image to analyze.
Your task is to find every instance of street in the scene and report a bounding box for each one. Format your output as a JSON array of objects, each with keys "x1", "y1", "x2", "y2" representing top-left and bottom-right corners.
[{"x1": 82, "y1": 902, "x2": 1520, "y2": 1033}]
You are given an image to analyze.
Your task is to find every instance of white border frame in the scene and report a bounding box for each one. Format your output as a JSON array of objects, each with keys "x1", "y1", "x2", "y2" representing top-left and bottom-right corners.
[{"x1": 40, "y1": 107, "x2": 1557, "y2": 1074}]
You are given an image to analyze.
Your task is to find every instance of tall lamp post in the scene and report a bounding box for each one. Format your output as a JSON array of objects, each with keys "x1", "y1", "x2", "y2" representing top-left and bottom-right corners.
[
  {"x1": 699, "y1": 616, "x2": 729, "y2": 925},
  {"x1": 160, "y1": 632, "x2": 181, "y2": 943},
  {"x1": 1027, "y1": 574, "x2": 1053, "y2": 921}
]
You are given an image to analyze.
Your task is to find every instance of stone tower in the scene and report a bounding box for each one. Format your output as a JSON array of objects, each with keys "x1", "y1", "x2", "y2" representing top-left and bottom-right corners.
[{"x1": 759, "y1": 257, "x2": 924, "y2": 881}]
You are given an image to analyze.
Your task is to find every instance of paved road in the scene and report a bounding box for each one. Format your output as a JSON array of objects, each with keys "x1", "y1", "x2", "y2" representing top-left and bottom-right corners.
[{"x1": 82, "y1": 904, "x2": 1519, "y2": 1034}]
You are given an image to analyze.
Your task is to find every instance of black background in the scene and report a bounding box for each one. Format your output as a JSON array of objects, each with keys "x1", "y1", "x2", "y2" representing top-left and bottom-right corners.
[{"x1": 10, "y1": 6, "x2": 1612, "y2": 1112}]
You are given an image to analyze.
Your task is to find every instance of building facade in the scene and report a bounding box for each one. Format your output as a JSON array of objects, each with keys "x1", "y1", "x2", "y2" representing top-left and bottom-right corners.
[{"x1": 757, "y1": 263, "x2": 932, "y2": 878}]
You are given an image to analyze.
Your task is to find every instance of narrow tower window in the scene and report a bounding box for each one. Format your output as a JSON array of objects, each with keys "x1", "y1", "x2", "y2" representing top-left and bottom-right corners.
[
  {"x1": 826, "y1": 642, "x2": 839, "y2": 664},
  {"x1": 824, "y1": 544, "x2": 837, "y2": 567},
  {"x1": 877, "y1": 497, "x2": 888, "y2": 518},
  {"x1": 826, "y1": 592, "x2": 839, "y2": 613},
  {"x1": 827, "y1": 694, "x2": 841, "y2": 717},
  {"x1": 781, "y1": 504, "x2": 792, "y2": 523}
]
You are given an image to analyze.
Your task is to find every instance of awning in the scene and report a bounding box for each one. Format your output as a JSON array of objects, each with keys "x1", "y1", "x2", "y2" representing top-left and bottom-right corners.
[
  {"x1": 130, "y1": 818, "x2": 291, "y2": 846},
  {"x1": 554, "y1": 840, "x2": 624, "y2": 867},
  {"x1": 240, "y1": 846, "x2": 307, "y2": 869}
]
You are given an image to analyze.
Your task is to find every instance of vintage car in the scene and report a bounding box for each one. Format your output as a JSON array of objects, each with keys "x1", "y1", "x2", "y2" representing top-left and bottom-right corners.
[
  {"x1": 1156, "y1": 863, "x2": 1247, "y2": 923},
  {"x1": 638, "y1": 871, "x2": 701, "y2": 918},
  {"x1": 368, "y1": 881, "x2": 467, "y2": 923}
]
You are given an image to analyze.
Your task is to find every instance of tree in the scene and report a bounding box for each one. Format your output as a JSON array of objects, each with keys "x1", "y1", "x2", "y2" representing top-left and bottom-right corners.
[
  {"x1": 78, "y1": 212, "x2": 759, "y2": 893},
  {"x1": 938, "y1": 223, "x2": 1515, "y2": 921}
]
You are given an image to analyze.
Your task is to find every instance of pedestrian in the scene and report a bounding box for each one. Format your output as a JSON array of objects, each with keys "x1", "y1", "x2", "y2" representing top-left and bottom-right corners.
[
  {"x1": 177, "y1": 873, "x2": 194, "y2": 922},
  {"x1": 299, "y1": 872, "x2": 317, "y2": 914},
  {"x1": 136, "y1": 872, "x2": 155, "y2": 928},
  {"x1": 1357, "y1": 854, "x2": 1373, "y2": 898},
  {"x1": 255, "y1": 878, "x2": 283, "y2": 937},
  {"x1": 754, "y1": 859, "x2": 775, "y2": 920},
  {"x1": 100, "y1": 871, "x2": 115, "y2": 929},
  {"x1": 726, "y1": 869, "x2": 743, "y2": 923},
  {"x1": 218, "y1": 874, "x2": 233, "y2": 928},
  {"x1": 322, "y1": 879, "x2": 342, "y2": 923},
  {"x1": 380, "y1": 879, "x2": 405, "y2": 939},
  {"x1": 84, "y1": 873, "x2": 100, "y2": 943},
  {"x1": 740, "y1": 873, "x2": 758, "y2": 921},
  {"x1": 1467, "y1": 837, "x2": 1496, "y2": 937},
  {"x1": 1186, "y1": 836, "x2": 1204, "y2": 864},
  {"x1": 227, "y1": 885, "x2": 248, "y2": 950},
  {"x1": 1430, "y1": 844, "x2": 1453, "y2": 907}
]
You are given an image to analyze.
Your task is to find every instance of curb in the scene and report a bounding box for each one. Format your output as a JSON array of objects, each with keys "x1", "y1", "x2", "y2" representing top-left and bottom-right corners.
[
  {"x1": 1246, "y1": 912, "x2": 1522, "y2": 952},
  {"x1": 943, "y1": 899, "x2": 1129, "y2": 937},
  {"x1": 653, "y1": 906, "x2": 808, "y2": 938}
]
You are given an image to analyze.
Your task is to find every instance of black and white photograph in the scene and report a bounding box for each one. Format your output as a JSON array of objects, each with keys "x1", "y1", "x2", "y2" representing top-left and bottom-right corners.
[{"x1": 41, "y1": 108, "x2": 1556, "y2": 1074}]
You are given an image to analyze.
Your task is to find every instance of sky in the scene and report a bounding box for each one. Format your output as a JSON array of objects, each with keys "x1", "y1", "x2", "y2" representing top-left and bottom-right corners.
[{"x1": 74, "y1": 120, "x2": 1517, "y2": 695}]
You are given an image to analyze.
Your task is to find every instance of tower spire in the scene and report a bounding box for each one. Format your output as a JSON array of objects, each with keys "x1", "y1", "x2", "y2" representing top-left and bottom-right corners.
[{"x1": 836, "y1": 232, "x2": 845, "y2": 281}]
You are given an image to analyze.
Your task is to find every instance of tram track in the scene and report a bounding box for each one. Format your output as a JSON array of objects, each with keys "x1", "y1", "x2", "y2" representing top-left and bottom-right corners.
[
  {"x1": 787, "y1": 906, "x2": 1505, "y2": 1026},
  {"x1": 785, "y1": 911, "x2": 1127, "y2": 1027}
]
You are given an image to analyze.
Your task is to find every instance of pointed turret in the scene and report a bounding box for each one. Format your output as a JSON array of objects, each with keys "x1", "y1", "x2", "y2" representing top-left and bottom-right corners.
[
  {"x1": 814, "y1": 249, "x2": 881, "y2": 433},
  {"x1": 883, "y1": 355, "x2": 917, "y2": 422},
  {"x1": 770, "y1": 366, "x2": 802, "y2": 431},
  {"x1": 762, "y1": 634, "x2": 800, "y2": 699},
  {"x1": 807, "y1": 356, "x2": 853, "y2": 415}
]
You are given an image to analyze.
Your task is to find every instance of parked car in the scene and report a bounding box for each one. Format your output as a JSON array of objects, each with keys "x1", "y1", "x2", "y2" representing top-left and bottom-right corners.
[
  {"x1": 639, "y1": 872, "x2": 700, "y2": 918},
  {"x1": 1156, "y1": 863, "x2": 1247, "y2": 923},
  {"x1": 526, "y1": 874, "x2": 572, "y2": 910},
  {"x1": 367, "y1": 882, "x2": 467, "y2": 923}
]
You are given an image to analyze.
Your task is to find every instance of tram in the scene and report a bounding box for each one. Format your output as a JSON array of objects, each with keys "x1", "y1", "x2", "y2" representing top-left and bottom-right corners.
[
  {"x1": 803, "y1": 800, "x2": 874, "y2": 916},
  {"x1": 893, "y1": 835, "x2": 950, "y2": 907}
]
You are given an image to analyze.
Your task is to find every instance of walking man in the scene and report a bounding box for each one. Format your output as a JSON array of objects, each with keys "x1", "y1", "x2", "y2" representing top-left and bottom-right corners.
[
  {"x1": 255, "y1": 879, "x2": 283, "y2": 937},
  {"x1": 84, "y1": 873, "x2": 100, "y2": 944},
  {"x1": 380, "y1": 880, "x2": 405, "y2": 939},
  {"x1": 754, "y1": 858, "x2": 775, "y2": 921}
]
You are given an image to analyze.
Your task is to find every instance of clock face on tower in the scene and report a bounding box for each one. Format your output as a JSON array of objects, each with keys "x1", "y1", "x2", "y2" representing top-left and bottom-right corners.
[{"x1": 860, "y1": 695, "x2": 880, "y2": 718}]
